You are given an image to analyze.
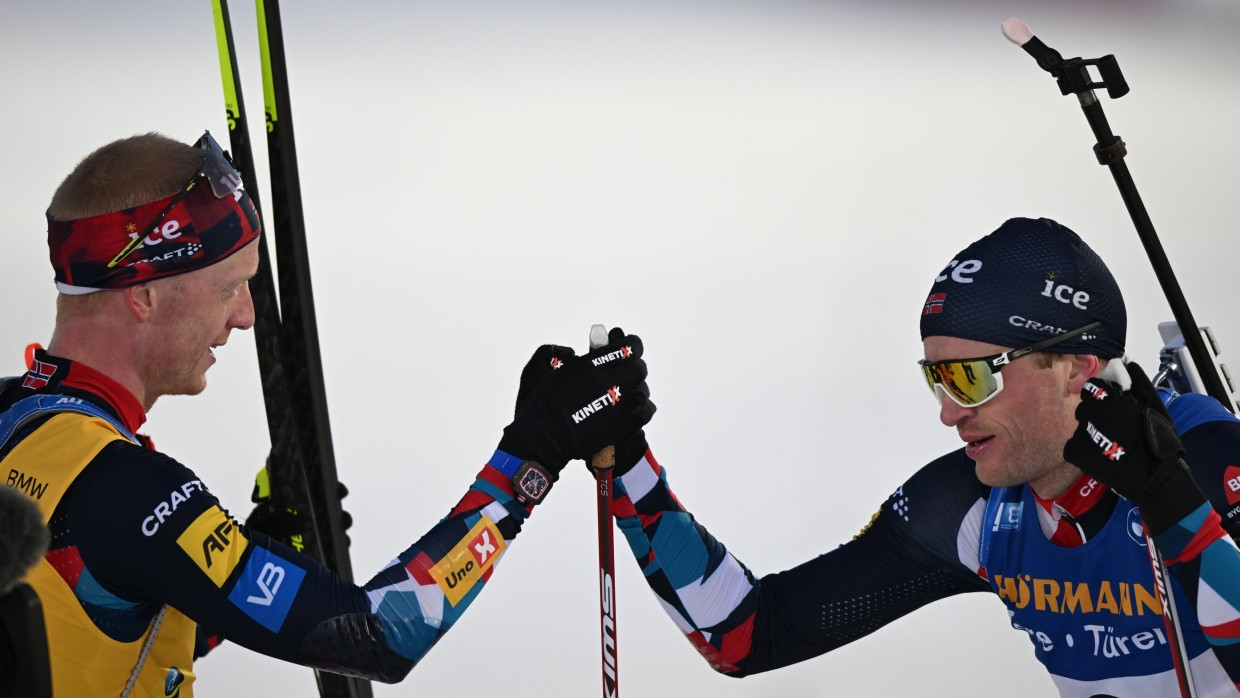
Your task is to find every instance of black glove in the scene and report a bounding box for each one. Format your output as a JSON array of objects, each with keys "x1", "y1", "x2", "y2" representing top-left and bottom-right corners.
[
  {"x1": 246, "y1": 458, "x2": 354, "y2": 553},
  {"x1": 499, "y1": 329, "x2": 655, "y2": 476},
  {"x1": 513, "y1": 343, "x2": 578, "y2": 416},
  {"x1": 1063, "y1": 361, "x2": 1206, "y2": 538},
  {"x1": 514, "y1": 333, "x2": 652, "y2": 480}
]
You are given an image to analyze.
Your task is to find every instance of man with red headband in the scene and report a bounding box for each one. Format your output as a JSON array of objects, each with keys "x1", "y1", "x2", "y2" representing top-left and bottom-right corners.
[
  {"x1": 602, "y1": 218, "x2": 1240, "y2": 696},
  {"x1": 0, "y1": 131, "x2": 655, "y2": 697}
]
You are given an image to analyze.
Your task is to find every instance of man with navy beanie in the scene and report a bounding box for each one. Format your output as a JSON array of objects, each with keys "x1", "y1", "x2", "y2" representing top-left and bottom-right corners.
[
  {"x1": 599, "y1": 217, "x2": 1240, "y2": 696},
  {"x1": 920, "y1": 217, "x2": 1126, "y2": 360}
]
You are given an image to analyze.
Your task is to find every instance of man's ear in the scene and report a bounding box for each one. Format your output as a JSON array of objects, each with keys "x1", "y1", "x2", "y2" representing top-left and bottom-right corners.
[
  {"x1": 1065, "y1": 353, "x2": 1103, "y2": 395},
  {"x1": 122, "y1": 283, "x2": 156, "y2": 322}
]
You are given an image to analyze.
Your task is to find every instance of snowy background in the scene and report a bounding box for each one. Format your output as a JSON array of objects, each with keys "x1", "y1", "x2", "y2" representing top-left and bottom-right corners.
[{"x1": 3, "y1": 1, "x2": 1239, "y2": 696}]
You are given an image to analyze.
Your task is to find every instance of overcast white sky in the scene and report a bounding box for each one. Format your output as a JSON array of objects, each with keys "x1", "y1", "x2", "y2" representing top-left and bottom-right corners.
[{"x1": 3, "y1": 1, "x2": 1239, "y2": 696}]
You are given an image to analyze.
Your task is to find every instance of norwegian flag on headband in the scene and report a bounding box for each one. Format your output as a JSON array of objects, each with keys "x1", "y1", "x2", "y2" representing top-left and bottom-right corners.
[{"x1": 46, "y1": 183, "x2": 260, "y2": 294}]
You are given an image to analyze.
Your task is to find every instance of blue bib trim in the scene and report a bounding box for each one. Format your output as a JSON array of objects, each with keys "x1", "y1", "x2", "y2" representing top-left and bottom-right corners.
[{"x1": 0, "y1": 394, "x2": 138, "y2": 448}]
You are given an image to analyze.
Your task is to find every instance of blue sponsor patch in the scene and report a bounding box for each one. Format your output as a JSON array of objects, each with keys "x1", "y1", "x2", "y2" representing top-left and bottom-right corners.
[
  {"x1": 227, "y1": 547, "x2": 306, "y2": 633},
  {"x1": 993, "y1": 501, "x2": 1023, "y2": 532}
]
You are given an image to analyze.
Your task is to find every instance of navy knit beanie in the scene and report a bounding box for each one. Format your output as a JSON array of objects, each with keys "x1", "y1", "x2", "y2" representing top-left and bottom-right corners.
[{"x1": 919, "y1": 217, "x2": 1126, "y2": 359}]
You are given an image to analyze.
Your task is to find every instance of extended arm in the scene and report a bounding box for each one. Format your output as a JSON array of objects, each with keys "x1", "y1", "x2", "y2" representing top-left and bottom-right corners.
[
  {"x1": 611, "y1": 441, "x2": 991, "y2": 676},
  {"x1": 75, "y1": 446, "x2": 535, "y2": 682},
  {"x1": 73, "y1": 331, "x2": 655, "y2": 683}
]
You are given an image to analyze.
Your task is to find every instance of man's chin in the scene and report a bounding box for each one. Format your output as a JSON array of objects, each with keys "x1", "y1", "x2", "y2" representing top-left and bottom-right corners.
[
  {"x1": 161, "y1": 378, "x2": 209, "y2": 399},
  {"x1": 973, "y1": 460, "x2": 1021, "y2": 489}
]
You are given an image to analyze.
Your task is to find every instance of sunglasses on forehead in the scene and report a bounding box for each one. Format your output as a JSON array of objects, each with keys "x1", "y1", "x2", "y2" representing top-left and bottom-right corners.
[
  {"x1": 918, "y1": 321, "x2": 1103, "y2": 407},
  {"x1": 106, "y1": 131, "x2": 245, "y2": 269}
]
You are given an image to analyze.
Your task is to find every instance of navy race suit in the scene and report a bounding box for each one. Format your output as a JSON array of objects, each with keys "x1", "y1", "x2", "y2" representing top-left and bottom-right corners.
[
  {"x1": 1, "y1": 351, "x2": 539, "y2": 693},
  {"x1": 613, "y1": 390, "x2": 1240, "y2": 697}
]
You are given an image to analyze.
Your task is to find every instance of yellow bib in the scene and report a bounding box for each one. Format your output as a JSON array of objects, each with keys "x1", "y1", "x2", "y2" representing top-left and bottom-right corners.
[{"x1": 7, "y1": 412, "x2": 198, "y2": 698}]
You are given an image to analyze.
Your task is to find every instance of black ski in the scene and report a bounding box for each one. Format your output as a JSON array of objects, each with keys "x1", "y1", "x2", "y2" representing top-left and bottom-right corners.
[
  {"x1": 212, "y1": 2, "x2": 373, "y2": 697},
  {"x1": 211, "y1": 0, "x2": 317, "y2": 559},
  {"x1": 253, "y1": 0, "x2": 359, "y2": 581}
]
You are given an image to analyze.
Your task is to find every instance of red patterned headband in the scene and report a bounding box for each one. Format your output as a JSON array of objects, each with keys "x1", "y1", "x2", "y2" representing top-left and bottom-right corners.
[{"x1": 45, "y1": 131, "x2": 261, "y2": 294}]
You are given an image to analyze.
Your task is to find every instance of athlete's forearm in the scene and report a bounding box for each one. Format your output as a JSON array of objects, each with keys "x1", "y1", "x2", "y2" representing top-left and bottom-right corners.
[
  {"x1": 350, "y1": 460, "x2": 532, "y2": 680},
  {"x1": 612, "y1": 447, "x2": 988, "y2": 677},
  {"x1": 1158, "y1": 503, "x2": 1240, "y2": 685}
]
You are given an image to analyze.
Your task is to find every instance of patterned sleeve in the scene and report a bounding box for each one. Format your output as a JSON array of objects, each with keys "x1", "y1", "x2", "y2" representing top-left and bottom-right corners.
[
  {"x1": 1160, "y1": 393, "x2": 1240, "y2": 688},
  {"x1": 611, "y1": 446, "x2": 992, "y2": 676},
  {"x1": 74, "y1": 446, "x2": 540, "y2": 683},
  {"x1": 354, "y1": 452, "x2": 533, "y2": 672},
  {"x1": 1171, "y1": 393, "x2": 1240, "y2": 543}
]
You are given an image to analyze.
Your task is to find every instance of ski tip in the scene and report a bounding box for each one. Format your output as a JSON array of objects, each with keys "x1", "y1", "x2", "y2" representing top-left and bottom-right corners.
[
  {"x1": 1002, "y1": 18, "x2": 1033, "y2": 46},
  {"x1": 589, "y1": 324, "x2": 609, "y2": 350}
]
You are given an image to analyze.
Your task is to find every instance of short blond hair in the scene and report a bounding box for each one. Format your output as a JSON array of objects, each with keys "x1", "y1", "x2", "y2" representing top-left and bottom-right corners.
[{"x1": 47, "y1": 132, "x2": 201, "y2": 220}]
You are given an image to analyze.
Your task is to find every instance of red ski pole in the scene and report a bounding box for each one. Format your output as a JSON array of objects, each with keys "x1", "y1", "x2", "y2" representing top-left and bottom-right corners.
[{"x1": 589, "y1": 324, "x2": 619, "y2": 698}]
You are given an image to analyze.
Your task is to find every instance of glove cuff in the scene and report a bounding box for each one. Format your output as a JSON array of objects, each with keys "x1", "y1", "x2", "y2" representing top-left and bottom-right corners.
[
  {"x1": 498, "y1": 427, "x2": 567, "y2": 474},
  {"x1": 1135, "y1": 459, "x2": 1209, "y2": 539},
  {"x1": 614, "y1": 429, "x2": 649, "y2": 477}
]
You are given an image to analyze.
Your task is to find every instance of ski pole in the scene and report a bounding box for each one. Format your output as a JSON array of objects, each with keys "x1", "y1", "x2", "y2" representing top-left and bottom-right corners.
[
  {"x1": 1145, "y1": 528, "x2": 1198, "y2": 698},
  {"x1": 589, "y1": 324, "x2": 619, "y2": 698},
  {"x1": 1001, "y1": 17, "x2": 1234, "y2": 415},
  {"x1": 1003, "y1": 19, "x2": 1200, "y2": 697}
]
